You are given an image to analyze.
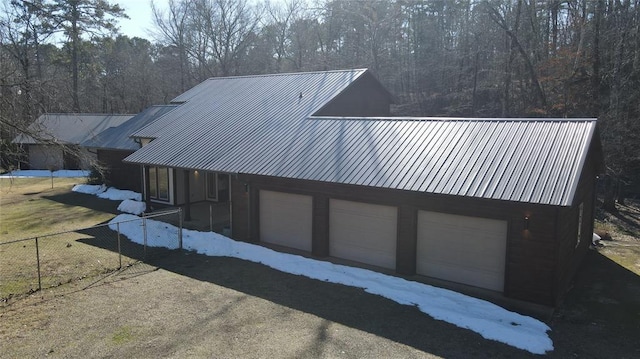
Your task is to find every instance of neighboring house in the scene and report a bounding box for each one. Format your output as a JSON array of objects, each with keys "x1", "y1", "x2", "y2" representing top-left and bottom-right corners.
[
  {"x1": 12, "y1": 113, "x2": 133, "y2": 170},
  {"x1": 82, "y1": 105, "x2": 178, "y2": 191},
  {"x1": 124, "y1": 69, "x2": 604, "y2": 307}
]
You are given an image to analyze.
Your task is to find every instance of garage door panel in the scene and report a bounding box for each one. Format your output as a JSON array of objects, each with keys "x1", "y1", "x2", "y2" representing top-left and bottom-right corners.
[
  {"x1": 417, "y1": 211, "x2": 507, "y2": 292},
  {"x1": 424, "y1": 261, "x2": 504, "y2": 290},
  {"x1": 330, "y1": 199, "x2": 397, "y2": 269},
  {"x1": 260, "y1": 190, "x2": 312, "y2": 252}
]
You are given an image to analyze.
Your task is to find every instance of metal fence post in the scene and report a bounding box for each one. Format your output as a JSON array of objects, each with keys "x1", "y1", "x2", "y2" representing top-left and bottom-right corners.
[
  {"x1": 179, "y1": 208, "x2": 183, "y2": 250},
  {"x1": 117, "y1": 222, "x2": 122, "y2": 269},
  {"x1": 142, "y1": 215, "x2": 147, "y2": 261},
  {"x1": 35, "y1": 237, "x2": 42, "y2": 292}
]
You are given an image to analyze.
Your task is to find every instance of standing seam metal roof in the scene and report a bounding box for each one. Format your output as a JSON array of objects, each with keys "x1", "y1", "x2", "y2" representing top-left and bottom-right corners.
[
  {"x1": 12, "y1": 113, "x2": 134, "y2": 145},
  {"x1": 81, "y1": 105, "x2": 178, "y2": 150},
  {"x1": 124, "y1": 69, "x2": 598, "y2": 207}
]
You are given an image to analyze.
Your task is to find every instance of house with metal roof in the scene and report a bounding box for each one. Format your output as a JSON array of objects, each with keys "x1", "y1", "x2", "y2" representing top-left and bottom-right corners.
[
  {"x1": 124, "y1": 69, "x2": 603, "y2": 307},
  {"x1": 81, "y1": 105, "x2": 178, "y2": 191},
  {"x1": 12, "y1": 113, "x2": 133, "y2": 170}
]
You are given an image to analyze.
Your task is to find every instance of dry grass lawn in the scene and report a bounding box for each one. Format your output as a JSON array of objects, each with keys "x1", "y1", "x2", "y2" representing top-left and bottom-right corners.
[
  {"x1": 0, "y1": 178, "x2": 124, "y2": 299},
  {"x1": 0, "y1": 177, "x2": 116, "y2": 240}
]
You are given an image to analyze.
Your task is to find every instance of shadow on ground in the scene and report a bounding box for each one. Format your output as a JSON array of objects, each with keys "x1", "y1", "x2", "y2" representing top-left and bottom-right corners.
[
  {"x1": 74, "y1": 233, "x2": 540, "y2": 358},
  {"x1": 76, "y1": 229, "x2": 640, "y2": 358},
  {"x1": 43, "y1": 192, "x2": 120, "y2": 215},
  {"x1": 23, "y1": 207, "x2": 640, "y2": 358},
  {"x1": 550, "y1": 249, "x2": 640, "y2": 358}
]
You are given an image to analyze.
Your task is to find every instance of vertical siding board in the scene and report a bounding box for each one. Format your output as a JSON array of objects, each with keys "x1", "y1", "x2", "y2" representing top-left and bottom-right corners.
[
  {"x1": 231, "y1": 176, "x2": 250, "y2": 241},
  {"x1": 554, "y1": 155, "x2": 596, "y2": 304},
  {"x1": 396, "y1": 205, "x2": 417, "y2": 275},
  {"x1": 97, "y1": 150, "x2": 141, "y2": 192},
  {"x1": 312, "y1": 195, "x2": 330, "y2": 257},
  {"x1": 249, "y1": 185, "x2": 259, "y2": 243}
]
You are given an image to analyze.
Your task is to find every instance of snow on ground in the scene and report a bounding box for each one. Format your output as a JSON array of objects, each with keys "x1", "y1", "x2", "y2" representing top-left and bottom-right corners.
[
  {"x1": 72, "y1": 184, "x2": 107, "y2": 195},
  {"x1": 109, "y1": 213, "x2": 554, "y2": 355},
  {"x1": 0, "y1": 170, "x2": 90, "y2": 178},
  {"x1": 117, "y1": 199, "x2": 146, "y2": 215},
  {"x1": 97, "y1": 187, "x2": 142, "y2": 201},
  {"x1": 73, "y1": 184, "x2": 144, "y2": 214}
]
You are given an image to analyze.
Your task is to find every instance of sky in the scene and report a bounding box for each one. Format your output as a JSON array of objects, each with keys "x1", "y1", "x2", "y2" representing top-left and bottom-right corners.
[
  {"x1": 3, "y1": 170, "x2": 555, "y2": 354},
  {"x1": 115, "y1": 0, "x2": 170, "y2": 40},
  {"x1": 114, "y1": 0, "x2": 280, "y2": 40}
]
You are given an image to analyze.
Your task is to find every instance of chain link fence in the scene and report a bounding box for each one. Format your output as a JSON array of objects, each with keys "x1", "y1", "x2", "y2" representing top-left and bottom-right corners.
[{"x1": 0, "y1": 209, "x2": 182, "y2": 301}]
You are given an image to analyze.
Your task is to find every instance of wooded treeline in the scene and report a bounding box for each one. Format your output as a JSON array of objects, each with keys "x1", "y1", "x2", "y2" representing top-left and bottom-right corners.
[{"x1": 1, "y1": 0, "x2": 639, "y2": 206}]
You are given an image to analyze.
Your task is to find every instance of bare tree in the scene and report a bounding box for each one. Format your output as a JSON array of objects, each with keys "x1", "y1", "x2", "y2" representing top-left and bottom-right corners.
[
  {"x1": 263, "y1": 0, "x2": 304, "y2": 72},
  {"x1": 201, "y1": 0, "x2": 261, "y2": 76},
  {"x1": 152, "y1": 0, "x2": 193, "y2": 91}
]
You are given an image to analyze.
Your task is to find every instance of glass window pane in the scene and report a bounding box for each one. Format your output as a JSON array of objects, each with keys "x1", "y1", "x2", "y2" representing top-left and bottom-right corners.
[
  {"x1": 149, "y1": 167, "x2": 157, "y2": 198},
  {"x1": 158, "y1": 167, "x2": 169, "y2": 200},
  {"x1": 207, "y1": 173, "x2": 217, "y2": 199}
]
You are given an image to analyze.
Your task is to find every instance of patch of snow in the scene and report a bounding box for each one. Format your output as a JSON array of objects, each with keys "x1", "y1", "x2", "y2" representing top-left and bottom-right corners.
[
  {"x1": 117, "y1": 199, "x2": 146, "y2": 215},
  {"x1": 72, "y1": 184, "x2": 107, "y2": 194},
  {"x1": 108, "y1": 213, "x2": 554, "y2": 354},
  {"x1": 0, "y1": 170, "x2": 90, "y2": 178},
  {"x1": 592, "y1": 233, "x2": 601, "y2": 242},
  {"x1": 97, "y1": 187, "x2": 142, "y2": 201},
  {"x1": 109, "y1": 214, "x2": 180, "y2": 249}
]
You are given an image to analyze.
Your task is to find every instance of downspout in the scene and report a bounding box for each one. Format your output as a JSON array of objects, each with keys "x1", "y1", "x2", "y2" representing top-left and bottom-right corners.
[
  {"x1": 184, "y1": 169, "x2": 191, "y2": 221},
  {"x1": 246, "y1": 182, "x2": 251, "y2": 241},
  {"x1": 228, "y1": 174, "x2": 233, "y2": 238},
  {"x1": 590, "y1": 174, "x2": 598, "y2": 240}
]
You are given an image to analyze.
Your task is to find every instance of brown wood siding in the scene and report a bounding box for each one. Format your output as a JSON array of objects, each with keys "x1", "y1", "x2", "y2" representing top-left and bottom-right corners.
[
  {"x1": 237, "y1": 173, "x2": 562, "y2": 305},
  {"x1": 397, "y1": 205, "x2": 418, "y2": 275},
  {"x1": 230, "y1": 177, "x2": 251, "y2": 242},
  {"x1": 314, "y1": 73, "x2": 391, "y2": 117},
  {"x1": 554, "y1": 157, "x2": 597, "y2": 305},
  {"x1": 312, "y1": 195, "x2": 330, "y2": 257},
  {"x1": 63, "y1": 145, "x2": 81, "y2": 169},
  {"x1": 97, "y1": 150, "x2": 141, "y2": 192}
]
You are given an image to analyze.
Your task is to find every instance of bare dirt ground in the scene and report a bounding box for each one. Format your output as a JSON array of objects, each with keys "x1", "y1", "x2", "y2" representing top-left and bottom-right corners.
[{"x1": 1, "y1": 196, "x2": 639, "y2": 358}]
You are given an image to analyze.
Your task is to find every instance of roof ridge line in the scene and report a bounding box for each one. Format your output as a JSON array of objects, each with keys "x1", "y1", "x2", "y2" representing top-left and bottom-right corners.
[
  {"x1": 308, "y1": 116, "x2": 598, "y2": 122},
  {"x1": 41, "y1": 113, "x2": 136, "y2": 117},
  {"x1": 203, "y1": 68, "x2": 368, "y2": 81}
]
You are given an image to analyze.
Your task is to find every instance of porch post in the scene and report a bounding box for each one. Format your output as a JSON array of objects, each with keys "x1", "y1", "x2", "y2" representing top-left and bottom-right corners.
[
  {"x1": 143, "y1": 165, "x2": 151, "y2": 207},
  {"x1": 183, "y1": 169, "x2": 191, "y2": 221}
]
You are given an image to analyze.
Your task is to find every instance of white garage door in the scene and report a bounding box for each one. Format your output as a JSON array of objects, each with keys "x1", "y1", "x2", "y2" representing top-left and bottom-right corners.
[
  {"x1": 417, "y1": 211, "x2": 507, "y2": 292},
  {"x1": 329, "y1": 199, "x2": 397, "y2": 269},
  {"x1": 259, "y1": 190, "x2": 312, "y2": 252}
]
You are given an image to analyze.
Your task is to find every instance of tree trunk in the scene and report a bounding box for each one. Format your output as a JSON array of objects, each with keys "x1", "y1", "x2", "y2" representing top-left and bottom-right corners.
[
  {"x1": 592, "y1": 0, "x2": 603, "y2": 115},
  {"x1": 616, "y1": 179, "x2": 626, "y2": 205},
  {"x1": 602, "y1": 175, "x2": 617, "y2": 212},
  {"x1": 71, "y1": 4, "x2": 80, "y2": 112}
]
